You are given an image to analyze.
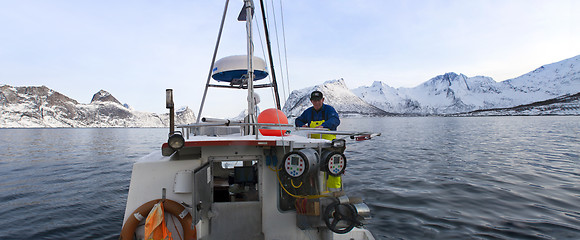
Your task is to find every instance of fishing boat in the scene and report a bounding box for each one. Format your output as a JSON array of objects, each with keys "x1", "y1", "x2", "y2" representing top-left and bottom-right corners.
[{"x1": 120, "y1": 1, "x2": 379, "y2": 239}]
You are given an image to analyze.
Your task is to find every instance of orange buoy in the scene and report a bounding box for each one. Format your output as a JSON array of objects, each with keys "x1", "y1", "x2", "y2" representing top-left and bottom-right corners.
[{"x1": 257, "y1": 108, "x2": 288, "y2": 136}]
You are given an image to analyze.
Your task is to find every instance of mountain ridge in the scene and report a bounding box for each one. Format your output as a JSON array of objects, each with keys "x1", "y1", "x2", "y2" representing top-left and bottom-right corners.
[
  {"x1": 3, "y1": 54, "x2": 579, "y2": 128},
  {"x1": 350, "y1": 54, "x2": 580, "y2": 115},
  {"x1": 282, "y1": 78, "x2": 390, "y2": 117},
  {"x1": 0, "y1": 85, "x2": 196, "y2": 128},
  {"x1": 91, "y1": 89, "x2": 122, "y2": 105},
  {"x1": 453, "y1": 92, "x2": 580, "y2": 116}
]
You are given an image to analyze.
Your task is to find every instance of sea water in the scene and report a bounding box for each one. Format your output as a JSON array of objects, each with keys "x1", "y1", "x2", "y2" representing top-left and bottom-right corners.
[{"x1": 0, "y1": 116, "x2": 579, "y2": 239}]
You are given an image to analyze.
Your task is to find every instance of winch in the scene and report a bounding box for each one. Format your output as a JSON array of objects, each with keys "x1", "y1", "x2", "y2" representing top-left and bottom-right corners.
[
  {"x1": 279, "y1": 147, "x2": 371, "y2": 234},
  {"x1": 321, "y1": 150, "x2": 347, "y2": 176},
  {"x1": 283, "y1": 148, "x2": 320, "y2": 178}
]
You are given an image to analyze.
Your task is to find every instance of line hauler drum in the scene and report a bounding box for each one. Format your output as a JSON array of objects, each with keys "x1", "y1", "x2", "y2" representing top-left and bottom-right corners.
[
  {"x1": 321, "y1": 151, "x2": 347, "y2": 176},
  {"x1": 283, "y1": 149, "x2": 319, "y2": 178}
]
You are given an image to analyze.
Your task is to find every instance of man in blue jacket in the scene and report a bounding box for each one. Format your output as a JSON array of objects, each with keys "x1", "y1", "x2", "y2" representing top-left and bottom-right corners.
[
  {"x1": 295, "y1": 91, "x2": 340, "y2": 135},
  {"x1": 295, "y1": 91, "x2": 342, "y2": 191}
]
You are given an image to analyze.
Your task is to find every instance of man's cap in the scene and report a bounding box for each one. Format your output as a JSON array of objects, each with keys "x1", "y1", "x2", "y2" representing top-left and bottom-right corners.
[{"x1": 310, "y1": 91, "x2": 323, "y2": 100}]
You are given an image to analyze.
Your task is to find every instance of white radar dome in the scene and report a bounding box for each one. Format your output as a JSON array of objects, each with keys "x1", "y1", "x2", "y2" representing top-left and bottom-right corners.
[{"x1": 212, "y1": 55, "x2": 269, "y2": 82}]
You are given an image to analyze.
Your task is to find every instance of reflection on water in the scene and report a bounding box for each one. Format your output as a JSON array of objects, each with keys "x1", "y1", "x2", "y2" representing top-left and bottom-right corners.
[{"x1": 0, "y1": 116, "x2": 579, "y2": 239}]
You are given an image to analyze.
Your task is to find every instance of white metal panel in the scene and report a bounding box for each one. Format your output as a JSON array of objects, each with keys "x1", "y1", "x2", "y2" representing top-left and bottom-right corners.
[{"x1": 122, "y1": 153, "x2": 202, "y2": 225}]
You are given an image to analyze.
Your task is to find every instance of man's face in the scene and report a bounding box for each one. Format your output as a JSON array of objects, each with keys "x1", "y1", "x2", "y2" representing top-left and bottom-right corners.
[{"x1": 311, "y1": 98, "x2": 324, "y2": 111}]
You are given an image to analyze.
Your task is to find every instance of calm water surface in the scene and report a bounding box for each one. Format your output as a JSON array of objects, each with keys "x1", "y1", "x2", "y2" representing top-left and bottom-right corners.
[{"x1": 0, "y1": 116, "x2": 579, "y2": 239}]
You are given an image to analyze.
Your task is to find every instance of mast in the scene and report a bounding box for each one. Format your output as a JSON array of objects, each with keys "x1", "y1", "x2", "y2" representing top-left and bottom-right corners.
[
  {"x1": 194, "y1": 0, "x2": 281, "y2": 135},
  {"x1": 243, "y1": 0, "x2": 257, "y2": 135}
]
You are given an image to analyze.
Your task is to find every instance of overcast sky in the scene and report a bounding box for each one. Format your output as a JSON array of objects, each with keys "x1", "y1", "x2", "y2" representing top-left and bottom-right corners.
[{"x1": 1, "y1": 0, "x2": 579, "y2": 118}]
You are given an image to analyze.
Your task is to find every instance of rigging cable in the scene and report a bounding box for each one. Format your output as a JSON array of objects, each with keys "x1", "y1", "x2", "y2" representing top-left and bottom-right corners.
[
  {"x1": 256, "y1": 0, "x2": 282, "y2": 110},
  {"x1": 254, "y1": 16, "x2": 277, "y2": 112},
  {"x1": 272, "y1": 0, "x2": 289, "y2": 155},
  {"x1": 277, "y1": 0, "x2": 292, "y2": 102},
  {"x1": 255, "y1": 1, "x2": 289, "y2": 155},
  {"x1": 268, "y1": 0, "x2": 288, "y2": 105}
]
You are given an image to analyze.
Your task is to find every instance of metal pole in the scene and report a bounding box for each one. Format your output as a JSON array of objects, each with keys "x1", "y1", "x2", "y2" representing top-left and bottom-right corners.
[
  {"x1": 166, "y1": 89, "x2": 175, "y2": 134},
  {"x1": 244, "y1": 0, "x2": 257, "y2": 135},
  {"x1": 258, "y1": 0, "x2": 281, "y2": 110},
  {"x1": 196, "y1": 0, "x2": 230, "y2": 124}
]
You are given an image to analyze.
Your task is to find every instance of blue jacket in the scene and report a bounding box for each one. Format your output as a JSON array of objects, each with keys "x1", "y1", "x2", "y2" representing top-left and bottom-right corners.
[{"x1": 295, "y1": 104, "x2": 340, "y2": 130}]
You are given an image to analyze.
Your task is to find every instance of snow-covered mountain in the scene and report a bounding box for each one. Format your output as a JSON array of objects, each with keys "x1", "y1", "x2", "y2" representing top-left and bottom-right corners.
[
  {"x1": 0, "y1": 85, "x2": 196, "y2": 128},
  {"x1": 352, "y1": 55, "x2": 580, "y2": 114},
  {"x1": 282, "y1": 79, "x2": 389, "y2": 117},
  {"x1": 4, "y1": 55, "x2": 578, "y2": 127},
  {"x1": 454, "y1": 92, "x2": 580, "y2": 116}
]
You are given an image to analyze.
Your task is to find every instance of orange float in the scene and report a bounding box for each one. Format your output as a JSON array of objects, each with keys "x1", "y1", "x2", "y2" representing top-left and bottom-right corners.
[{"x1": 257, "y1": 108, "x2": 289, "y2": 136}]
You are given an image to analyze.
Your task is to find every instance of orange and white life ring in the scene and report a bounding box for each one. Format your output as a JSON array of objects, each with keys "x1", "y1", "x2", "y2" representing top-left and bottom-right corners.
[{"x1": 120, "y1": 199, "x2": 196, "y2": 240}]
